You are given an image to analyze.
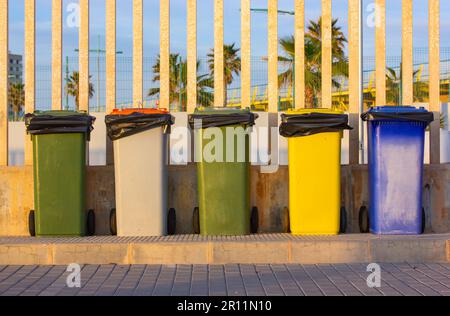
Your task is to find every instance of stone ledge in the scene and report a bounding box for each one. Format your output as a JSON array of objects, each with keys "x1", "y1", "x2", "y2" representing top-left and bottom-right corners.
[{"x1": 0, "y1": 234, "x2": 448, "y2": 265}]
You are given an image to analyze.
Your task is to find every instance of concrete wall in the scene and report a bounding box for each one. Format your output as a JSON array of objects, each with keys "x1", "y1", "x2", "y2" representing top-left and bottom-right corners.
[
  {"x1": 1, "y1": 164, "x2": 449, "y2": 236},
  {"x1": 8, "y1": 110, "x2": 450, "y2": 166}
]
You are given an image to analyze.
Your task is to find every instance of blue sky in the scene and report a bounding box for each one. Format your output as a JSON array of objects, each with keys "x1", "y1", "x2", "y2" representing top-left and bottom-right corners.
[{"x1": 7, "y1": 0, "x2": 450, "y2": 63}]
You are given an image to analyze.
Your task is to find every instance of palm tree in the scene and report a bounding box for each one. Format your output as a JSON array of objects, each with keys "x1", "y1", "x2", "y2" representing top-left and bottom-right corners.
[
  {"x1": 207, "y1": 43, "x2": 241, "y2": 106},
  {"x1": 385, "y1": 67, "x2": 401, "y2": 105},
  {"x1": 8, "y1": 82, "x2": 25, "y2": 121},
  {"x1": 148, "y1": 53, "x2": 214, "y2": 111},
  {"x1": 384, "y1": 67, "x2": 429, "y2": 105},
  {"x1": 278, "y1": 17, "x2": 348, "y2": 108},
  {"x1": 65, "y1": 71, "x2": 95, "y2": 111}
]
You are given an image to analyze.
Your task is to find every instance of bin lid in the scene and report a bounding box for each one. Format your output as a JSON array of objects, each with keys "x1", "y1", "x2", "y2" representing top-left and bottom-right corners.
[
  {"x1": 369, "y1": 106, "x2": 428, "y2": 113},
  {"x1": 192, "y1": 107, "x2": 252, "y2": 115},
  {"x1": 361, "y1": 106, "x2": 434, "y2": 124},
  {"x1": 285, "y1": 108, "x2": 344, "y2": 115},
  {"x1": 108, "y1": 108, "x2": 169, "y2": 116},
  {"x1": 105, "y1": 108, "x2": 174, "y2": 141},
  {"x1": 280, "y1": 108, "x2": 352, "y2": 138},
  {"x1": 189, "y1": 107, "x2": 258, "y2": 129},
  {"x1": 31, "y1": 110, "x2": 92, "y2": 117},
  {"x1": 24, "y1": 110, "x2": 95, "y2": 140}
]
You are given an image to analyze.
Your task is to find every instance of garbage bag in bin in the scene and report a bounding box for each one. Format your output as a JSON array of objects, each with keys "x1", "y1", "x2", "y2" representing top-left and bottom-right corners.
[
  {"x1": 105, "y1": 110, "x2": 174, "y2": 140},
  {"x1": 280, "y1": 112, "x2": 352, "y2": 137}
]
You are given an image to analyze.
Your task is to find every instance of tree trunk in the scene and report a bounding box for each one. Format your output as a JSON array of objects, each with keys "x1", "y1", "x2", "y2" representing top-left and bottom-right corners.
[{"x1": 305, "y1": 87, "x2": 315, "y2": 108}]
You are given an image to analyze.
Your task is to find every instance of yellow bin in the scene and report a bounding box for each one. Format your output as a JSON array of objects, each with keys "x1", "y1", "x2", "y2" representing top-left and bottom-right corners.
[{"x1": 281, "y1": 108, "x2": 350, "y2": 235}]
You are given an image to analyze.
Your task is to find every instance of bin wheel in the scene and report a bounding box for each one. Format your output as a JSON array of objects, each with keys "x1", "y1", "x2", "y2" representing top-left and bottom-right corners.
[
  {"x1": 340, "y1": 207, "x2": 347, "y2": 234},
  {"x1": 193, "y1": 207, "x2": 200, "y2": 234},
  {"x1": 250, "y1": 207, "x2": 259, "y2": 234},
  {"x1": 28, "y1": 210, "x2": 36, "y2": 237},
  {"x1": 167, "y1": 208, "x2": 176, "y2": 235},
  {"x1": 421, "y1": 207, "x2": 426, "y2": 234},
  {"x1": 359, "y1": 206, "x2": 369, "y2": 233},
  {"x1": 282, "y1": 207, "x2": 290, "y2": 233},
  {"x1": 87, "y1": 209, "x2": 95, "y2": 236},
  {"x1": 109, "y1": 208, "x2": 117, "y2": 236}
]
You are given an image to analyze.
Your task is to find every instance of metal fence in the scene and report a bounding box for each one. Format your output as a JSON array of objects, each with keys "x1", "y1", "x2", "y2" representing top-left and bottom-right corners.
[
  {"x1": 0, "y1": 0, "x2": 445, "y2": 166},
  {"x1": 15, "y1": 49, "x2": 449, "y2": 118}
]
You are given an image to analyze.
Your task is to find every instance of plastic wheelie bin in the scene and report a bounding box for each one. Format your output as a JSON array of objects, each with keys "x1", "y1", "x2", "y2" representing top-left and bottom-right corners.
[
  {"x1": 188, "y1": 108, "x2": 259, "y2": 236},
  {"x1": 24, "y1": 111, "x2": 96, "y2": 237},
  {"x1": 359, "y1": 106, "x2": 434, "y2": 235},
  {"x1": 105, "y1": 108, "x2": 175, "y2": 237},
  {"x1": 280, "y1": 109, "x2": 352, "y2": 235}
]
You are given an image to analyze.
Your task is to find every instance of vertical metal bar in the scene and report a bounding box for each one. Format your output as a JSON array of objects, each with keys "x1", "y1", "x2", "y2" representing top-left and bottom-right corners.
[
  {"x1": 24, "y1": 0, "x2": 36, "y2": 165},
  {"x1": 268, "y1": 0, "x2": 278, "y2": 112},
  {"x1": 52, "y1": 0, "x2": 62, "y2": 110},
  {"x1": 429, "y1": 0, "x2": 440, "y2": 164},
  {"x1": 321, "y1": 0, "x2": 332, "y2": 108},
  {"x1": 187, "y1": 0, "x2": 197, "y2": 112},
  {"x1": 0, "y1": 0, "x2": 8, "y2": 166},
  {"x1": 241, "y1": 0, "x2": 251, "y2": 109},
  {"x1": 375, "y1": 0, "x2": 386, "y2": 105},
  {"x1": 160, "y1": 0, "x2": 170, "y2": 109},
  {"x1": 294, "y1": 0, "x2": 305, "y2": 109},
  {"x1": 106, "y1": 0, "x2": 116, "y2": 114},
  {"x1": 133, "y1": 0, "x2": 143, "y2": 106},
  {"x1": 402, "y1": 0, "x2": 413, "y2": 105},
  {"x1": 348, "y1": 0, "x2": 361, "y2": 165},
  {"x1": 106, "y1": 0, "x2": 116, "y2": 165},
  {"x1": 79, "y1": 0, "x2": 90, "y2": 112},
  {"x1": 214, "y1": 0, "x2": 224, "y2": 107}
]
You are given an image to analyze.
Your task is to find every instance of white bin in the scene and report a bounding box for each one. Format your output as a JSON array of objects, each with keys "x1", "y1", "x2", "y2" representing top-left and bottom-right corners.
[{"x1": 107, "y1": 109, "x2": 174, "y2": 237}]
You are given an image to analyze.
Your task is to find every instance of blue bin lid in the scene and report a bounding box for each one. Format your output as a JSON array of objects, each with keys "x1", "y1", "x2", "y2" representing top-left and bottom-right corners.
[
  {"x1": 368, "y1": 106, "x2": 429, "y2": 113},
  {"x1": 361, "y1": 106, "x2": 434, "y2": 124}
]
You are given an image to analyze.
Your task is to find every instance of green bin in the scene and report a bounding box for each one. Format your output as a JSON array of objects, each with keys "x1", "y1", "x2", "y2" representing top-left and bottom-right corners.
[
  {"x1": 25, "y1": 110, "x2": 96, "y2": 237},
  {"x1": 189, "y1": 108, "x2": 258, "y2": 236}
]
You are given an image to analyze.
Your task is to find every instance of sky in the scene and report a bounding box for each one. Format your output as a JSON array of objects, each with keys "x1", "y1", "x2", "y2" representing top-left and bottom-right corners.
[
  {"x1": 6, "y1": 0, "x2": 450, "y2": 109},
  {"x1": 7, "y1": 0, "x2": 450, "y2": 63}
]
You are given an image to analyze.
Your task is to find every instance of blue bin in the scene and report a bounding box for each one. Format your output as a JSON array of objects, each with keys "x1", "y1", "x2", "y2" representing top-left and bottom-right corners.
[{"x1": 361, "y1": 106, "x2": 434, "y2": 235}]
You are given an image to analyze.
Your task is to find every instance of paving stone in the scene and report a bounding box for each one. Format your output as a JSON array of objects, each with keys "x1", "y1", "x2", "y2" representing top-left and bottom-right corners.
[
  {"x1": 152, "y1": 265, "x2": 177, "y2": 296},
  {"x1": 0, "y1": 263, "x2": 449, "y2": 296},
  {"x1": 74, "y1": 265, "x2": 115, "y2": 296},
  {"x1": 239, "y1": 264, "x2": 265, "y2": 296}
]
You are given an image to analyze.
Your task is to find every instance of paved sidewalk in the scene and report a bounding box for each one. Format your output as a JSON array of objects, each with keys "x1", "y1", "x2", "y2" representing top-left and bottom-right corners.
[{"x1": 0, "y1": 264, "x2": 450, "y2": 296}]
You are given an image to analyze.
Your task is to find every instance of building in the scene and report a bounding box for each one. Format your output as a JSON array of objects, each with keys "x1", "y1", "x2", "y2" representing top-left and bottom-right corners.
[{"x1": 8, "y1": 52, "x2": 23, "y2": 84}]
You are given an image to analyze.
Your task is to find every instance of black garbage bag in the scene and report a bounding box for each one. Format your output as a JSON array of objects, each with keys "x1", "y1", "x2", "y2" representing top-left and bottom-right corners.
[
  {"x1": 188, "y1": 112, "x2": 259, "y2": 129},
  {"x1": 105, "y1": 112, "x2": 174, "y2": 141},
  {"x1": 25, "y1": 112, "x2": 96, "y2": 140},
  {"x1": 361, "y1": 109, "x2": 434, "y2": 124},
  {"x1": 280, "y1": 112, "x2": 352, "y2": 137}
]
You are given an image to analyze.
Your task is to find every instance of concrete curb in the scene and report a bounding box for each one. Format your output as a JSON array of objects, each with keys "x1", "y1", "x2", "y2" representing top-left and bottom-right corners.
[{"x1": 0, "y1": 234, "x2": 449, "y2": 265}]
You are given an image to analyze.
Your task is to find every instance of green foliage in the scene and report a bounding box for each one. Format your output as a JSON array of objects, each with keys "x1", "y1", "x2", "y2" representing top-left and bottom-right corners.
[
  {"x1": 65, "y1": 71, "x2": 95, "y2": 111},
  {"x1": 148, "y1": 54, "x2": 214, "y2": 110},
  {"x1": 278, "y1": 17, "x2": 348, "y2": 108}
]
